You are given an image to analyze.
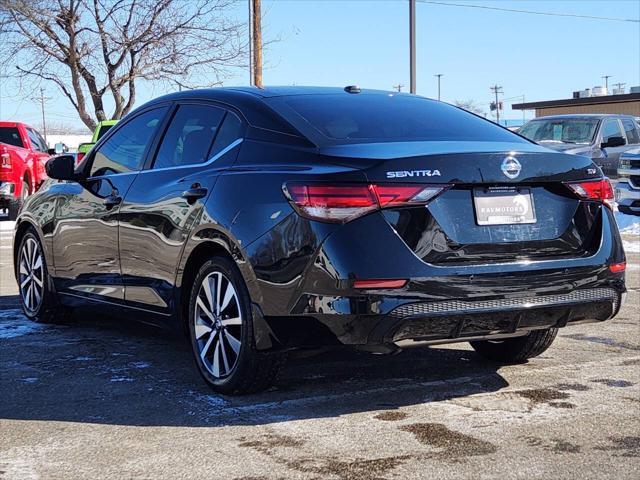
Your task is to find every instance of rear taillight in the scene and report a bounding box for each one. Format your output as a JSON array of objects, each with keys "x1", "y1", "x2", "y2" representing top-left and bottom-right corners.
[
  {"x1": 76, "y1": 152, "x2": 85, "y2": 164},
  {"x1": 609, "y1": 262, "x2": 626, "y2": 273},
  {"x1": 0, "y1": 147, "x2": 11, "y2": 170},
  {"x1": 564, "y1": 179, "x2": 614, "y2": 209},
  {"x1": 284, "y1": 183, "x2": 449, "y2": 223}
]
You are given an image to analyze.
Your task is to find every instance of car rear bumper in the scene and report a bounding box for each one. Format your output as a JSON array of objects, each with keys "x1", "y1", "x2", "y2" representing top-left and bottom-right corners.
[
  {"x1": 0, "y1": 181, "x2": 16, "y2": 206},
  {"x1": 255, "y1": 285, "x2": 623, "y2": 350}
]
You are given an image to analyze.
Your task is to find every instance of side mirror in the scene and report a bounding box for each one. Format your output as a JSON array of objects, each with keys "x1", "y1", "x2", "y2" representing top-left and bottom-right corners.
[
  {"x1": 45, "y1": 154, "x2": 77, "y2": 181},
  {"x1": 601, "y1": 136, "x2": 625, "y2": 148}
]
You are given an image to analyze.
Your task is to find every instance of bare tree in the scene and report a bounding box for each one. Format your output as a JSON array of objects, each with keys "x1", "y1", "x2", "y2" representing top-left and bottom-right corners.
[
  {"x1": 454, "y1": 99, "x2": 485, "y2": 116},
  {"x1": 0, "y1": 0, "x2": 245, "y2": 131}
]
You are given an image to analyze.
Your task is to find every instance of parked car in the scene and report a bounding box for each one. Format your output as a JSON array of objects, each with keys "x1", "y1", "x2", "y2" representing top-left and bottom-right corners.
[
  {"x1": 14, "y1": 87, "x2": 626, "y2": 394},
  {"x1": 616, "y1": 148, "x2": 640, "y2": 215},
  {"x1": 519, "y1": 114, "x2": 640, "y2": 177},
  {"x1": 0, "y1": 121, "x2": 52, "y2": 220},
  {"x1": 77, "y1": 119, "x2": 119, "y2": 163}
]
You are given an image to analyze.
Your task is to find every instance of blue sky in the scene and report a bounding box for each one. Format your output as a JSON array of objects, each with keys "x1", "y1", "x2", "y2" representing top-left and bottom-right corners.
[{"x1": 1, "y1": 0, "x2": 639, "y2": 131}]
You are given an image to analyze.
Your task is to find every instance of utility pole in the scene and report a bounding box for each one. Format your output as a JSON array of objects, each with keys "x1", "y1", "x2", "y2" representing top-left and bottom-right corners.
[
  {"x1": 409, "y1": 0, "x2": 416, "y2": 94},
  {"x1": 32, "y1": 88, "x2": 50, "y2": 143},
  {"x1": 490, "y1": 84, "x2": 503, "y2": 124},
  {"x1": 612, "y1": 82, "x2": 625, "y2": 93},
  {"x1": 248, "y1": 0, "x2": 253, "y2": 85},
  {"x1": 602, "y1": 75, "x2": 612, "y2": 92},
  {"x1": 434, "y1": 74, "x2": 443, "y2": 101},
  {"x1": 252, "y1": 0, "x2": 263, "y2": 88},
  {"x1": 393, "y1": 84, "x2": 404, "y2": 92}
]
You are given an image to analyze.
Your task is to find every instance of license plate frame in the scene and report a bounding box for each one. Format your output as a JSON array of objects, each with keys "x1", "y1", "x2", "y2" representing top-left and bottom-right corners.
[{"x1": 473, "y1": 187, "x2": 537, "y2": 226}]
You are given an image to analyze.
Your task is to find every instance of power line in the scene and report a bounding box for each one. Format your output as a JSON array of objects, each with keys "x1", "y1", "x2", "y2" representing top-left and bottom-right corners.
[{"x1": 417, "y1": 1, "x2": 640, "y2": 23}]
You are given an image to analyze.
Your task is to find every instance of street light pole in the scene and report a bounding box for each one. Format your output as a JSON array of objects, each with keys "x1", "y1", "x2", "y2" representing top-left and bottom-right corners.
[
  {"x1": 409, "y1": 0, "x2": 416, "y2": 94},
  {"x1": 434, "y1": 74, "x2": 443, "y2": 100}
]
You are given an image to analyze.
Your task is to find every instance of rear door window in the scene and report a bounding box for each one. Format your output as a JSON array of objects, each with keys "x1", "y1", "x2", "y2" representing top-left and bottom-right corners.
[
  {"x1": 152, "y1": 104, "x2": 225, "y2": 169},
  {"x1": 90, "y1": 107, "x2": 168, "y2": 177},
  {"x1": 27, "y1": 128, "x2": 47, "y2": 152},
  {"x1": 621, "y1": 118, "x2": 640, "y2": 144},
  {"x1": 0, "y1": 127, "x2": 24, "y2": 148},
  {"x1": 209, "y1": 112, "x2": 244, "y2": 158}
]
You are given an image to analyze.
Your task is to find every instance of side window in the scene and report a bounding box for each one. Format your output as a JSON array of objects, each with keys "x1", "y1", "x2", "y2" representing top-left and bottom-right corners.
[
  {"x1": 209, "y1": 112, "x2": 243, "y2": 157},
  {"x1": 90, "y1": 107, "x2": 167, "y2": 177},
  {"x1": 153, "y1": 104, "x2": 225, "y2": 169},
  {"x1": 27, "y1": 128, "x2": 45, "y2": 152},
  {"x1": 601, "y1": 119, "x2": 624, "y2": 143},
  {"x1": 35, "y1": 131, "x2": 48, "y2": 151},
  {"x1": 621, "y1": 119, "x2": 640, "y2": 144}
]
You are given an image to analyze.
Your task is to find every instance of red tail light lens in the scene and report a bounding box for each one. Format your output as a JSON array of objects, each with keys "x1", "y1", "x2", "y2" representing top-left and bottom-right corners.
[
  {"x1": 0, "y1": 148, "x2": 11, "y2": 170},
  {"x1": 76, "y1": 152, "x2": 85, "y2": 164},
  {"x1": 564, "y1": 179, "x2": 614, "y2": 208},
  {"x1": 609, "y1": 262, "x2": 626, "y2": 273},
  {"x1": 354, "y1": 279, "x2": 407, "y2": 289},
  {"x1": 284, "y1": 183, "x2": 449, "y2": 223}
]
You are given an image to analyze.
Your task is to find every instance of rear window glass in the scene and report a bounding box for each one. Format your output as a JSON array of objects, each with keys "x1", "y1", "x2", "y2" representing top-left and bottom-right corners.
[
  {"x1": 266, "y1": 94, "x2": 526, "y2": 146},
  {"x1": 96, "y1": 124, "x2": 114, "y2": 141},
  {"x1": 0, "y1": 127, "x2": 24, "y2": 148}
]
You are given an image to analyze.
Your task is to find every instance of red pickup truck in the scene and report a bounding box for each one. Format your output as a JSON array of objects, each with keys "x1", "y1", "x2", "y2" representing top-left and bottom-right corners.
[{"x1": 0, "y1": 121, "x2": 51, "y2": 220}]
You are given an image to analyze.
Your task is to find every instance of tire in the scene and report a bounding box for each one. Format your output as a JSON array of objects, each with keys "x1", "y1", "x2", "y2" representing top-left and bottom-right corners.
[
  {"x1": 7, "y1": 181, "x2": 28, "y2": 221},
  {"x1": 16, "y1": 228, "x2": 72, "y2": 323},
  {"x1": 470, "y1": 328, "x2": 558, "y2": 363},
  {"x1": 187, "y1": 256, "x2": 286, "y2": 395}
]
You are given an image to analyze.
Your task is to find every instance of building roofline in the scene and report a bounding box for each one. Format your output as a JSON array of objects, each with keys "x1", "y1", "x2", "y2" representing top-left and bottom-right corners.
[{"x1": 512, "y1": 92, "x2": 640, "y2": 110}]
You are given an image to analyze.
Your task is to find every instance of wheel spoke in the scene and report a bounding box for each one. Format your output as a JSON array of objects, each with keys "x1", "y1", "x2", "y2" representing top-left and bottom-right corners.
[
  {"x1": 32, "y1": 283, "x2": 41, "y2": 306},
  {"x1": 215, "y1": 272, "x2": 222, "y2": 316},
  {"x1": 220, "y1": 282, "x2": 236, "y2": 314},
  {"x1": 221, "y1": 316, "x2": 241, "y2": 327},
  {"x1": 195, "y1": 323, "x2": 213, "y2": 340},
  {"x1": 33, "y1": 255, "x2": 42, "y2": 271},
  {"x1": 25, "y1": 284, "x2": 33, "y2": 309},
  {"x1": 20, "y1": 275, "x2": 31, "y2": 289},
  {"x1": 19, "y1": 260, "x2": 29, "y2": 276},
  {"x1": 212, "y1": 341, "x2": 221, "y2": 377},
  {"x1": 202, "y1": 276, "x2": 215, "y2": 313},
  {"x1": 219, "y1": 334, "x2": 230, "y2": 373},
  {"x1": 196, "y1": 296, "x2": 215, "y2": 322},
  {"x1": 224, "y1": 329, "x2": 241, "y2": 354},
  {"x1": 32, "y1": 274, "x2": 43, "y2": 288},
  {"x1": 199, "y1": 330, "x2": 217, "y2": 361}
]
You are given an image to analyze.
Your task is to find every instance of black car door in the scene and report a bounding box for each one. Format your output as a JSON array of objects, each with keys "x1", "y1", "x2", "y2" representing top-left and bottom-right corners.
[
  {"x1": 117, "y1": 102, "x2": 245, "y2": 313},
  {"x1": 52, "y1": 106, "x2": 169, "y2": 302}
]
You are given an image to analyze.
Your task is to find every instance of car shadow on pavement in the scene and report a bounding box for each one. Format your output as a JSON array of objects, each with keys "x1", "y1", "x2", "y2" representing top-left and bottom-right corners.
[{"x1": 0, "y1": 308, "x2": 510, "y2": 427}]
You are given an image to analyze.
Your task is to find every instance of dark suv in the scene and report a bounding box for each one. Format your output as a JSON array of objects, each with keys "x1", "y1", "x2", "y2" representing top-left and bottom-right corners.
[
  {"x1": 519, "y1": 114, "x2": 640, "y2": 177},
  {"x1": 14, "y1": 87, "x2": 626, "y2": 394}
]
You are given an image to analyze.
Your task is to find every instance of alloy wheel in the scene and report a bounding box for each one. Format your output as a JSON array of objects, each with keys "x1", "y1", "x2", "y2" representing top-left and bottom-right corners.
[
  {"x1": 19, "y1": 237, "x2": 44, "y2": 313},
  {"x1": 194, "y1": 271, "x2": 243, "y2": 378}
]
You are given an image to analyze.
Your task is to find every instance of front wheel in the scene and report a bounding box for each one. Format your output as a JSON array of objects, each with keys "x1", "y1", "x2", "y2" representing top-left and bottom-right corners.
[
  {"x1": 187, "y1": 257, "x2": 285, "y2": 395},
  {"x1": 470, "y1": 328, "x2": 558, "y2": 363}
]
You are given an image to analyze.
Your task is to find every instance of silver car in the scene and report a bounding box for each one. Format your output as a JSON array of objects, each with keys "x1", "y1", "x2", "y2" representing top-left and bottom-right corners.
[
  {"x1": 617, "y1": 148, "x2": 640, "y2": 216},
  {"x1": 519, "y1": 114, "x2": 640, "y2": 177}
]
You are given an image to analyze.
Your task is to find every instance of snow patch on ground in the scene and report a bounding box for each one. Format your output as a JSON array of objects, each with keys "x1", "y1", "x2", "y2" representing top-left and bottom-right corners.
[
  {"x1": 0, "y1": 310, "x2": 45, "y2": 339},
  {"x1": 623, "y1": 241, "x2": 640, "y2": 254},
  {"x1": 0, "y1": 219, "x2": 15, "y2": 231},
  {"x1": 615, "y1": 209, "x2": 640, "y2": 235}
]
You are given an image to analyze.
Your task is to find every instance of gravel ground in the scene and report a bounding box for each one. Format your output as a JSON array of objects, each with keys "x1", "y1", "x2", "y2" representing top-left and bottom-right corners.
[{"x1": 0, "y1": 216, "x2": 639, "y2": 480}]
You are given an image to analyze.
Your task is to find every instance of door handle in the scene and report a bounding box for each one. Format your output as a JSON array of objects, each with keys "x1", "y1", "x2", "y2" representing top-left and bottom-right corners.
[
  {"x1": 182, "y1": 186, "x2": 208, "y2": 204},
  {"x1": 103, "y1": 195, "x2": 122, "y2": 210}
]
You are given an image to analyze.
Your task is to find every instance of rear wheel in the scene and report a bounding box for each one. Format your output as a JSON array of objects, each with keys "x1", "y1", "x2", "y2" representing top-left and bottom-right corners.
[
  {"x1": 8, "y1": 181, "x2": 28, "y2": 221},
  {"x1": 17, "y1": 228, "x2": 72, "y2": 323},
  {"x1": 470, "y1": 328, "x2": 558, "y2": 363},
  {"x1": 187, "y1": 257, "x2": 285, "y2": 395}
]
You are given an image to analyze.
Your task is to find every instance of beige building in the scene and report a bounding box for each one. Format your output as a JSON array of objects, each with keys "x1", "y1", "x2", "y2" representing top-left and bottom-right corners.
[{"x1": 513, "y1": 93, "x2": 640, "y2": 118}]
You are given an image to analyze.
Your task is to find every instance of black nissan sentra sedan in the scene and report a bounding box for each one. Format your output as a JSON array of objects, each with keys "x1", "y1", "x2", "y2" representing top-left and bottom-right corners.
[{"x1": 13, "y1": 87, "x2": 626, "y2": 394}]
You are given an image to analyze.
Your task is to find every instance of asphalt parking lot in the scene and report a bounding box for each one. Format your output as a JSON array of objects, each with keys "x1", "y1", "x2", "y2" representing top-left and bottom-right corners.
[{"x1": 0, "y1": 217, "x2": 639, "y2": 479}]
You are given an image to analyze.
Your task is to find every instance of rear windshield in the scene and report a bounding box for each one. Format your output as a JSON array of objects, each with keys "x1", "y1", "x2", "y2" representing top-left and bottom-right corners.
[
  {"x1": 0, "y1": 127, "x2": 24, "y2": 148},
  {"x1": 266, "y1": 94, "x2": 527, "y2": 146},
  {"x1": 519, "y1": 118, "x2": 599, "y2": 145},
  {"x1": 96, "y1": 124, "x2": 114, "y2": 141}
]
